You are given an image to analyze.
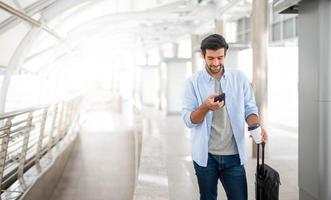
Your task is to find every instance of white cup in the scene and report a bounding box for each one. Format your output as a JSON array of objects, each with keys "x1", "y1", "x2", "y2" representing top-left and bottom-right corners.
[{"x1": 249, "y1": 126, "x2": 262, "y2": 144}]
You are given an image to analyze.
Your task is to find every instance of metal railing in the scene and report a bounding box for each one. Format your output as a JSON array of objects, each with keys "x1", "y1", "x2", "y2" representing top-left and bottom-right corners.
[{"x1": 0, "y1": 96, "x2": 81, "y2": 198}]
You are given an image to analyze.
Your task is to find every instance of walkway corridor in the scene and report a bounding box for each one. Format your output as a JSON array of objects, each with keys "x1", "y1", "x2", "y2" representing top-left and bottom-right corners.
[{"x1": 49, "y1": 101, "x2": 298, "y2": 200}]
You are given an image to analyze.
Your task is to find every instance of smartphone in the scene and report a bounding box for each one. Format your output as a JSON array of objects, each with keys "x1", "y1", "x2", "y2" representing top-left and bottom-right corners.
[{"x1": 214, "y1": 93, "x2": 225, "y2": 103}]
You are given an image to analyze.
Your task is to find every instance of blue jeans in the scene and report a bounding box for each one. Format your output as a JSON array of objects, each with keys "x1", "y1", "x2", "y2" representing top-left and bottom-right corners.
[{"x1": 193, "y1": 154, "x2": 247, "y2": 200}]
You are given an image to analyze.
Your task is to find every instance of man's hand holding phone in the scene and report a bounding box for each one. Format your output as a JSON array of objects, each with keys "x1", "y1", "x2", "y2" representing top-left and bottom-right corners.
[
  {"x1": 214, "y1": 93, "x2": 225, "y2": 103},
  {"x1": 204, "y1": 93, "x2": 225, "y2": 111}
]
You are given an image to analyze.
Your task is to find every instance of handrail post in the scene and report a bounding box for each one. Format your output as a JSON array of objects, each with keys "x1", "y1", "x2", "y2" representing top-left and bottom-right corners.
[
  {"x1": 47, "y1": 105, "x2": 58, "y2": 156},
  {"x1": 63, "y1": 101, "x2": 70, "y2": 137},
  {"x1": 57, "y1": 102, "x2": 65, "y2": 141},
  {"x1": 0, "y1": 118, "x2": 13, "y2": 192},
  {"x1": 68, "y1": 100, "x2": 74, "y2": 134},
  {"x1": 68, "y1": 100, "x2": 75, "y2": 133},
  {"x1": 18, "y1": 111, "x2": 33, "y2": 188},
  {"x1": 35, "y1": 108, "x2": 48, "y2": 168}
]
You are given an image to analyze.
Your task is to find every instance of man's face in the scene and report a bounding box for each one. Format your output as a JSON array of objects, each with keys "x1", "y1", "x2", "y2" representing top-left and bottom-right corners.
[{"x1": 203, "y1": 48, "x2": 225, "y2": 75}]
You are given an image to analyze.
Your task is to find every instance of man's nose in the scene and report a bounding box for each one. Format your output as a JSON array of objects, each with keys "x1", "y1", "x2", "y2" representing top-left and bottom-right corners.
[{"x1": 212, "y1": 59, "x2": 220, "y2": 66}]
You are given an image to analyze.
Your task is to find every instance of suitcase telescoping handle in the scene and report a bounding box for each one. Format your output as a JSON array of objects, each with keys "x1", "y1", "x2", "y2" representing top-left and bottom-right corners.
[{"x1": 257, "y1": 142, "x2": 265, "y2": 175}]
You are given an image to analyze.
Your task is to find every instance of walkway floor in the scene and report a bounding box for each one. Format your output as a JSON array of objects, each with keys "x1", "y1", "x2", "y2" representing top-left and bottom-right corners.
[
  {"x1": 137, "y1": 106, "x2": 298, "y2": 200},
  {"x1": 49, "y1": 106, "x2": 136, "y2": 200},
  {"x1": 50, "y1": 101, "x2": 298, "y2": 200}
]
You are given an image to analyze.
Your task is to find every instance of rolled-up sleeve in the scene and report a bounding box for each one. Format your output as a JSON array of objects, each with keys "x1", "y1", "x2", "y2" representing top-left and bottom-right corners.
[
  {"x1": 182, "y1": 79, "x2": 200, "y2": 128},
  {"x1": 242, "y1": 75, "x2": 259, "y2": 119}
]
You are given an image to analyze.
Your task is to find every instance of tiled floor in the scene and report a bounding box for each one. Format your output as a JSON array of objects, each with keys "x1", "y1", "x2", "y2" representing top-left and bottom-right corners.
[{"x1": 50, "y1": 102, "x2": 298, "y2": 200}]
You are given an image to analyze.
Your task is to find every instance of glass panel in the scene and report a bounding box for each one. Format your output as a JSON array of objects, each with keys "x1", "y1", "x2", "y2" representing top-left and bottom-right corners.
[
  {"x1": 19, "y1": 28, "x2": 62, "y2": 74},
  {"x1": 6, "y1": 74, "x2": 44, "y2": 111},
  {"x1": 283, "y1": 18, "x2": 294, "y2": 39},
  {"x1": 245, "y1": 31, "x2": 251, "y2": 43},
  {"x1": 272, "y1": 11, "x2": 281, "y2": 23},
  {"x1": 25, "y1": 30, "x2": 58, "y2": 58},
  {"x1": 0, "y1": 7, "x2": 12, "y2": 23},
  {"x1": 225, "y1": 21, "x2": 237, "y2": 43},
  {"x1": 245, "y1": 17, "x2": 251, "y2": 30},
  {"x1": 0, "y1": 0, "x2": 18, "y2": 10},
  {"x1": 295, "y1": 16, "x2": 298, "y2": 36},
  {"x1": 237, "y1": 18, "x2": 243, "y2": 32},
  {"x1": 18, "y1": 0, "x2": 41, "y2": 8},
  {"x1": 237, "y1": 33, "x2": 244, "y2": 43},
  {"x1": 0, "y1": 22, "x2": 30, "y2": 67},
  {"x1": 177, "y1": 35, "x2": 191, "y2": 58},
  {"x1": 272, "y1": 23, "x2": 281, "y2": 41}
]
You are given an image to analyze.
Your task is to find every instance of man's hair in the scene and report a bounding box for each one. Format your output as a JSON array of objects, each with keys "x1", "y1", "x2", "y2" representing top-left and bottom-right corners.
[{"x1": 200, "y1": 34, "x2": 229, "y2": 56}]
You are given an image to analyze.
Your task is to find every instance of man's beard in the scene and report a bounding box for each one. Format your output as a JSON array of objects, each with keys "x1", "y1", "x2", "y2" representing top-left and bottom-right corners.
[{"x1": 206, "y1": 63, "x2": 224, "y2": 74}]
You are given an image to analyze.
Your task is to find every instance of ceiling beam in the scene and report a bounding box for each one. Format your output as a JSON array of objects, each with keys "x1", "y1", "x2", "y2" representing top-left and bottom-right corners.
[
  {"x1": 0, "y1": 1, "x2": 62, "y2": 40},
  {"x1": 0, "y1": 0, "x2": 56, "y2": 34}
]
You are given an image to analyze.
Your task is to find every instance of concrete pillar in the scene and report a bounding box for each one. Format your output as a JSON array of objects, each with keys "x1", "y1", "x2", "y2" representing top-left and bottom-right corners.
[
  {"x1": 215, "y1": 0, "x2": 226, "y2": 36},
  {"x1": 173, "y1": 43, "x2": 179, "y2": 58},
  {"x1": 214, "y1": 19, "x2": 225, "y2": 35},
  {"x1": 251, "y1": 0, "x2": 269, "y2": 157},
  {"x1": 224, "y1": 46, "x2": 240, "y2": 69},
  {"x1": 157, "y1": 65, "x2": 163, "y2": 111},
  {"x1": 139, "y1": 65, "x2": 159, "y2": 106},
  {"x1": 191, "y1": 34, "x2": 199, "y2": 74},
  {"x1": 158, "y1": 48, "x2": 165, "y2": 111},
  {"x1": 162, "y1": 58, "x2": 189, "y2": 115},
  {"x1": 298, "y1": 1, "x2": 331, "y2": 199}
]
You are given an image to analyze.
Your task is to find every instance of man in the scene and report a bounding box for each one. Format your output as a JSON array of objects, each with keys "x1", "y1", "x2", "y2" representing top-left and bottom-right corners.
[{"x1": 181, "y1": 34, "x2": 267, "y2": 200}]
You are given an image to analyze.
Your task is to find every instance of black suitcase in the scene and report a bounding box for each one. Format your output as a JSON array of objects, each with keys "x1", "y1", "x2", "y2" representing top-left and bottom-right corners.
[{"x1": 255, "y1": 143, "x2": 281, "y2": 200}]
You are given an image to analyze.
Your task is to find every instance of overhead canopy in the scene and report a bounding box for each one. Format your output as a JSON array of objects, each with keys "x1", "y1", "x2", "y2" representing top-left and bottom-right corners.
[{"x1": 0, "y1": 0, "x2": 252, "y2": 73}]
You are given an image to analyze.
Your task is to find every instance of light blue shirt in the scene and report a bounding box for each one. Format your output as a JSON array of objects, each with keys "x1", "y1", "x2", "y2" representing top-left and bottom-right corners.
[{"x1": 181, "y1": 68, "x2": 258, "y2": 167}]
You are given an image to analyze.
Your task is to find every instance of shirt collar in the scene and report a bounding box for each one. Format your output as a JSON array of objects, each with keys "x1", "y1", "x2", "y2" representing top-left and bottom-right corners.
[{"x1": 202, "y1": 67, "x2": 227, "y2": 82}]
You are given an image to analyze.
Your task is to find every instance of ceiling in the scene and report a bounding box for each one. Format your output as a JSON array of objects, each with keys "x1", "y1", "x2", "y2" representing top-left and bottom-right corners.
[{"x1": 0, "y1": 0, "x2": 252, "y2": 71}]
